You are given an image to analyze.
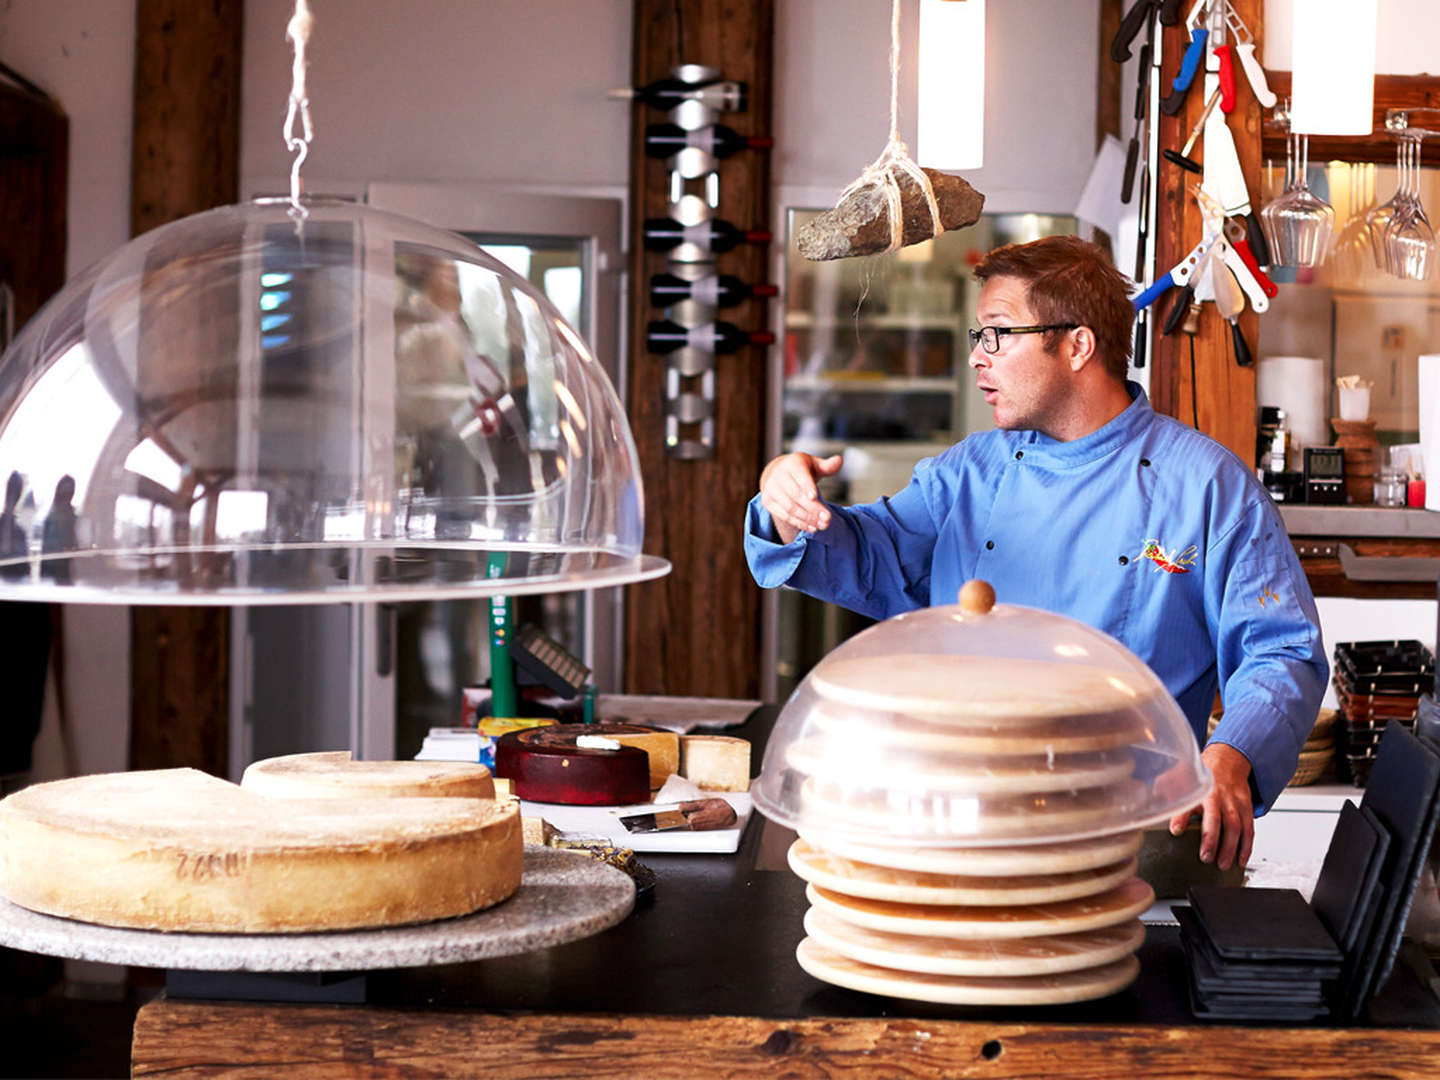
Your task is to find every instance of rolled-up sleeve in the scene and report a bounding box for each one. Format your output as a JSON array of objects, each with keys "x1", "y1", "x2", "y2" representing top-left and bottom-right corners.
[{"x1": 1206, "y1": 503, "x2": 1329, "y2": 813}]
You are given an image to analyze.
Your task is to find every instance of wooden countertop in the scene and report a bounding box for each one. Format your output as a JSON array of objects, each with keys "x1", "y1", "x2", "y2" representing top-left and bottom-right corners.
[{"x1": 130, "y1": 705, "x2": 1440, "y2": 1078}]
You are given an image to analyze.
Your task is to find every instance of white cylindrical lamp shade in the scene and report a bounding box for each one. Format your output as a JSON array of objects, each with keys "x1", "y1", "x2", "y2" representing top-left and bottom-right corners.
[
  {"x1": 1290, "y1": 0, "x2": 1377, "y2": 136},
  {"x1": 917, "y1": 0, "x2": 985, "y2": 170}
]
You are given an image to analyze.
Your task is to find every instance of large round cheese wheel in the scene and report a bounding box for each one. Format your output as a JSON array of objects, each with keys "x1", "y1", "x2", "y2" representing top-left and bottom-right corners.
[
  {"x1": 0, "y1": 768, "x2": 521, "y2": 933},
  {"x1": 241, "y1": 751, "x2": 495, "y2": 800}
]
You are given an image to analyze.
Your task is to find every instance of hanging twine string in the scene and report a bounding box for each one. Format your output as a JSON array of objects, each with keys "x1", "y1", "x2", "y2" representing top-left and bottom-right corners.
[
  {"x1": 283, "y1": 0, "x2": 315, "y2": 219},
  {"x1": 835, "y1": 0, "x2": 944, "y2": 253}
]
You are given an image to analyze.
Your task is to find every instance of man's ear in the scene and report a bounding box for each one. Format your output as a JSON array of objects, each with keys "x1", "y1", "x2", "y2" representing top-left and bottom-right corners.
[{"x1": 1067, "y1": 325, "x2": 1098, "y2": 372}]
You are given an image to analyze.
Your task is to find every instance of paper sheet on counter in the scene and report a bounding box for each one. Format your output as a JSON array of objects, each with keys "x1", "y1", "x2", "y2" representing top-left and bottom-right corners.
[{"x1": 521, "y1": 792, "x2": 753, "y2": 854}]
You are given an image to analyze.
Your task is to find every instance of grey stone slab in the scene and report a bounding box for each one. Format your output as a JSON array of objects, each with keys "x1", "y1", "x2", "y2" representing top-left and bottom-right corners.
[{"x1": 0, "y1": 846, "x2": 633, "y2": 972}]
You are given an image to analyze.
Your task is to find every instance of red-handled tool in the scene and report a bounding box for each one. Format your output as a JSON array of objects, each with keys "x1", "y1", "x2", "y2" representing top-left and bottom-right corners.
[
  {"x1": 1224, "y1": 219, "x2": 1278, "y2": 297},
  {"x1": 1214, "y1": 43, "x2": 1237, "y2": 113}
]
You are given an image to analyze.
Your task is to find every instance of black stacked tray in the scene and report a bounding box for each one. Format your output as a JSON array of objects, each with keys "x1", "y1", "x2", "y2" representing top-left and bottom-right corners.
[{"x1": 1333, "y1": 640, "x2": 1435, "y2": 785}]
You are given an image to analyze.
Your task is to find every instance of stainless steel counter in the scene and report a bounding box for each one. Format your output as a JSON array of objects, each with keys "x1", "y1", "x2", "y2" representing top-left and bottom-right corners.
[{"x1": 1281, "y1": 506, "x2": 1440, "y2": 539}]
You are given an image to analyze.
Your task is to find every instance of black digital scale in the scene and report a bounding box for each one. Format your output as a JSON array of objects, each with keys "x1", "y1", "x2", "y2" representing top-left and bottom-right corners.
[{"x1": 1304, "y1": 446, "x2": 1346, "y2": 505}]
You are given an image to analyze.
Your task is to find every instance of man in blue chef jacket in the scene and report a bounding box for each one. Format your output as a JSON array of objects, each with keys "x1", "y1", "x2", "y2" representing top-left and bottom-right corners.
[{"x1": 744, "y1": 235, "x2": 1327, "y2": 872}]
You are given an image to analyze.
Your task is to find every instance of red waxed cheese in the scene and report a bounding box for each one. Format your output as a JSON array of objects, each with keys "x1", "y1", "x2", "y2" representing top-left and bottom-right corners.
[{"x1": 494, "y1": 724, "x2": 653, "y2": 805}]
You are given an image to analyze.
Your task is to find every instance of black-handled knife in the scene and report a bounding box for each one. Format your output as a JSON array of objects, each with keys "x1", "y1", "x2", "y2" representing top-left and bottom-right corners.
[
  {"x1": 1229, "y1": 320, "x2": 1254, "y2": 367},
  {"x1": 1244, "y1": 212, "x2": 1273, "y2": 269},
  {"x1": 1162, "y1": 283, "x2": 1196, "y2": 336},
  {"x1": 1159, "y1": 0, "x2": 1185, "y2": 25},
  {"x1": 1111, "y1": 0, "x2": 1158, "y2": 63}
]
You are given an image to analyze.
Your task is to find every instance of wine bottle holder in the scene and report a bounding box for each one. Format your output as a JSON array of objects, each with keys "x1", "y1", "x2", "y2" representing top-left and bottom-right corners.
[{"x1": 638, "y1": 63, "x2": 769, "y2": 461}]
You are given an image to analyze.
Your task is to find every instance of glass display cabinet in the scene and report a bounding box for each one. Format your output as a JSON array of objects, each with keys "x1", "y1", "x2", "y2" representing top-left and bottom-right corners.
[{"x1": 770, "y1": 210, "x2": 1078, "y2": 699}]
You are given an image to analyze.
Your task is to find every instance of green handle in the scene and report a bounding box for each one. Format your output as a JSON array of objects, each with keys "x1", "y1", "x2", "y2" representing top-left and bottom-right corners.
[{"x1": 487, "y1": 555, "x2": 517, "y2": 719}]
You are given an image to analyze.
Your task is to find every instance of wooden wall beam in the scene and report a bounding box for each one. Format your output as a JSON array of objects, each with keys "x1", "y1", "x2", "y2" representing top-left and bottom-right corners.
[
  {"x1": 623, "y1": 1, "x2": 775, "y2": 698},
  {"x1": 128, "y1": 0, "x2": 243, "y2": 777},
  {"x1": 1151, "y1": 0, "x2": 1262, "y2": 464},
  {"x1": 0, "y1": 81, "x2": 67, "y2": 331},
  {"x1": 1263, "y1": 72, "x2": 1440, "y2": 167}
]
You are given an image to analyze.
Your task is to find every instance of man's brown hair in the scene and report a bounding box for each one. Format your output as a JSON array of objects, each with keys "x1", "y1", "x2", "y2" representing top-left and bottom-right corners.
[{"x1": 973, "y1": 235, "x2": 1134, "y2": 381}]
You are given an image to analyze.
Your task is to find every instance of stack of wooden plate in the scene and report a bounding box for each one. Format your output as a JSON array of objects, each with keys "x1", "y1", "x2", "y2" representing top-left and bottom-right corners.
[
  {"x1": 782, "y1": 654, "x2": 1160, "y2": 1006},
  {"x1": 788, "y1": 832, "x2": 1151, "y2": 1005}
]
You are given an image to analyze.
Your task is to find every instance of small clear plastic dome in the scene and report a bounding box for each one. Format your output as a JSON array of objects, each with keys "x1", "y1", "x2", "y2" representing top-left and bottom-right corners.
[
  {"x1": 0, "y1": 197, "x2": 668, "y2": 603},
  {"x1": 753, "y1": 590, "x2": 1210, "y2": 847}
]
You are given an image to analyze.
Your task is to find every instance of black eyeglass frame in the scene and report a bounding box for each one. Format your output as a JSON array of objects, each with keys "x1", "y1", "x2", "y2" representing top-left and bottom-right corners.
[{"x1": 967, "y1": 323, "x2": 1080, "y2": 354}]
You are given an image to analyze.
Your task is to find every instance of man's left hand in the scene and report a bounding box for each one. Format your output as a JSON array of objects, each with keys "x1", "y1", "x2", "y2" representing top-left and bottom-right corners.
[{"x1": 1169, "y1": 742, "x2": 1255, "y2": 870}]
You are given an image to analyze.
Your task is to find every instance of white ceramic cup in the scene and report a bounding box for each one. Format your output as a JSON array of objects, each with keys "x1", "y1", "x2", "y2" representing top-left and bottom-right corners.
[{"x1": 1338, "y1": 386, "x2": 1371, "y2": 421}]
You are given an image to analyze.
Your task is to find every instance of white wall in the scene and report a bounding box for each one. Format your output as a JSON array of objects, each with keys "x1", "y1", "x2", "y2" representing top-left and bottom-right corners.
[
  {"x1": 776, "y1": 0, "x2": 1099, "y2": 215},
  {"x1": 0, "y1": 0, "x2": 135, "y2": 783},
  {"x1": 1265, "y1": 0, "x2": 1440, "y2": 74},
  {"x1": 240, "y1": 0, "x2": 634, "y2": 198}
]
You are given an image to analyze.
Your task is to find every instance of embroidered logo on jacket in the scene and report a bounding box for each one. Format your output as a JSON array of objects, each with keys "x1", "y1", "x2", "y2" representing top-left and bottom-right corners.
[{"x1": 1138, "y1": 537, "x2": 1197, "y2": 574}]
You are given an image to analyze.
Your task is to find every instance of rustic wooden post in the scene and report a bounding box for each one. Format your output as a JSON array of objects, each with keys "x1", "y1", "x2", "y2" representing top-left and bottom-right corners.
[
  {"x1": 128, "y1": 0, "x2": 243, "y2": 776},
  {"x1": 623, "y1": 1, "x2": 775, "y2": 697},
  {"x1": 1151, "y1": 0, "x2": 1263, "y2": 463}
]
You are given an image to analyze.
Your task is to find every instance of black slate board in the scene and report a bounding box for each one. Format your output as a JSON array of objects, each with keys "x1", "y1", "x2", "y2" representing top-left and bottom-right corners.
[
  {"x1": 1347, "y1": 722, "x2": 1440, "y2": 1017},
  {"x1": 1311, "y1": 800, "x2": 1391, "y2": 953},
  {"x1": 1188, "y1": 885, "x2": 1343, "y2": 963}
]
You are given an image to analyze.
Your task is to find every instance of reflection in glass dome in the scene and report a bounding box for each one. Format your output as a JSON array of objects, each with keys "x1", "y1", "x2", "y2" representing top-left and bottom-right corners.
[
  {"x1": 753, "y1": 598, "x2": 1211, "y2": 847},
  {"x1": 0, "y1": 198, "x2": 668, "y2": 603}
]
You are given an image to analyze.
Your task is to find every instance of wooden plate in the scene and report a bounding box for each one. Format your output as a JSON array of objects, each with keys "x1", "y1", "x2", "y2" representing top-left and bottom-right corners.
[
  {"x1": 809, "y1": 654, "x2": 1153, "y2": 720},
  {"x1": 788, "y1": 839, "x2": 1139, "y2": 906},
  {"x1": 805, "y1": 877, "x2": 1155, "y2": 940},
  {"x1": 784, "y1": 737, "x2": 1136, "y2": 795},
  {"x1": 797, "y1": 829, "x2": 1144, "y2": 876},
  {"x1": 809, "y1": 703, "x2": 1149, "y2": 755},
  {"x1": 796, "y1": 937, "x2": 1141, "y2": 1004},
  {"x1": 798, "y1": 776, "x2": 1150, "y2": 839},
  {"x1": 803, "y1": 906, "x2": 1145, "y2": 977}
]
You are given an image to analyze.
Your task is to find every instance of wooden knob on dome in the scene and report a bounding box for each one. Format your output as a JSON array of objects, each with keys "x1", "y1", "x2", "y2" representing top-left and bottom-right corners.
[{"x1": 958, "y1": 579, "x2": 995, "y2": 615}]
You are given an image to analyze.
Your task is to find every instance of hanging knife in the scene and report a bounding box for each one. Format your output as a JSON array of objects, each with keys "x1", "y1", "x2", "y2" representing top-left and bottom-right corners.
[
  {"x1": 1161, "y1": 0, "x2": 1209, "y2": 116},
  {"x1": 1112, "y1": 0, "x2": 1160, "y2": 64},
  {"x1": 1202, "y1": 90, "x2": 1273, "y2": 268},
  {"x1": 1222, "y1": 2, "x2": 1277, "y2": 108}
]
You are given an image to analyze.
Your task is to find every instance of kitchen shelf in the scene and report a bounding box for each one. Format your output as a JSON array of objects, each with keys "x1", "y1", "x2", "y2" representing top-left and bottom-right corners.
[
  {"x1": 785, "y1": 312, "x2": 969, "y2": 332},
  {"x1": 784, "y1": 374, "x2": 958, "y2": 393}
]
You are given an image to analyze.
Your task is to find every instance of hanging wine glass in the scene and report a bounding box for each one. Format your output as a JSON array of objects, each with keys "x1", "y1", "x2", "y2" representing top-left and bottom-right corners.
[
  {"x1": 1369, "y1": 137, "x2": 1408, "y2": 273},
  {"x1": 1262, "y1": 132, "x2": 1335, "y2": 267},
  {"x1": 1260, "y1": 127, "x2": 1296, "y2": 262},
  {"x1": 1384, "y1": 135, "x2": 1435, "y2": 280},
  {"x1": 1332, "y1": 162, "x2": 1376, "y2": 285}
]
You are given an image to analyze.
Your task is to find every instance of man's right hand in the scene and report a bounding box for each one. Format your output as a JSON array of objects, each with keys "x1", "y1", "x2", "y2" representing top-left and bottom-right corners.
[{"x1": 759, "y1": 453, "x2": 843, "y2": 545}]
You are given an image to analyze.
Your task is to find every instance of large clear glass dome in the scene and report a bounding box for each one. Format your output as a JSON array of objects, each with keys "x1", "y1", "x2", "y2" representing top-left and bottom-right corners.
[
  {"x1": 0, "y1": 197, "x2": 668, "y2": 603},
  {"x1": 753, "y1": 589, "x2": 1211, "y2": 847}
]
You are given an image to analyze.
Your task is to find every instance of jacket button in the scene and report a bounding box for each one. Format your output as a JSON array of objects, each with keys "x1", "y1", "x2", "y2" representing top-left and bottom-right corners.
[
  {"x1": 1118, "y1": 555, "x2": 1129, "y2": 565},
  {"x1": 985, "y1": 540, "x2": 995, "y2": 550},
  {"x1": 1140, "y1": 457, "x2": 1151, "y2": 467},
  {"x1": 1015, "y1": 451, "x2": 1024, "y2": 460}
]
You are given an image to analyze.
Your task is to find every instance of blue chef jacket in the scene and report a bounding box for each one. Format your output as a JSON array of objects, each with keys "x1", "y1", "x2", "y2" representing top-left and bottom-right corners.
[{"x1": 745, "y1": 383, "x2": 1328, "y2": 813}]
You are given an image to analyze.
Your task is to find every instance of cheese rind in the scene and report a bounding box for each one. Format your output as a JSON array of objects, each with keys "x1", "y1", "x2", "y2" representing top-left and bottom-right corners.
[
  {"x1": 241, "y1": 751, "x2": 495, "y2": 800},
  {"x1": 0, "y1": 769, "x2": 521, "y2": 933},
  {"x1": 679, "y1": 735, "x2": 751, "y2": 791}
]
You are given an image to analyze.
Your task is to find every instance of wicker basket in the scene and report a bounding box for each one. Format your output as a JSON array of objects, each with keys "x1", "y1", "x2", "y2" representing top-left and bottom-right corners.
[{"x1": 1289, "y1": 746, "x2": 1334, "y2": 787}]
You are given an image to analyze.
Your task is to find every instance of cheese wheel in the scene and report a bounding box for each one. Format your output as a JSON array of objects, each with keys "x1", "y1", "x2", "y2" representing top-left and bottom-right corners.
[
  {"x1": 0, "y1": 769, "x2": 522, "y2": 933},
  {"x1": 679, "y1": 735, "x2": 751, "y2": 791},
  {"x1": 241, "y1": 751, "x2": 495, "y2": 800}
]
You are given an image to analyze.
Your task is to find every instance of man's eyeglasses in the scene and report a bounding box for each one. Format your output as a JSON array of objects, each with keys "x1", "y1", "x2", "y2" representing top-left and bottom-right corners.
[{"x1": 968, "y1": 324, "x2": 1079, "y2": 354}]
